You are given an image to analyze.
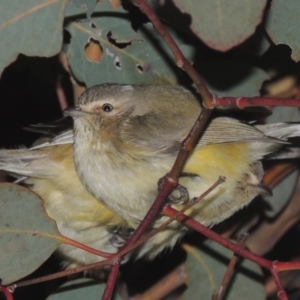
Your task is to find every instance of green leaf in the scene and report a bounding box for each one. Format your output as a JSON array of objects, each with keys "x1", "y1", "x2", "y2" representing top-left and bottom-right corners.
[
  {"x1": 47, "y1": 278, "x2": 122, "y2": 300},
  {"x1": 65, "y1": 2, "x2": 195, "y2": 87},
  {"x1": 266, "y1": 0, "x2": 300, "y2": 62},
  {"x1": 0, "y1": 183, "x2": 61, "y2": 285},
  {"x1": 183, "y1": 241, "x2": 265, "y2": 299},
  {"x1": 70, "y1": 0, "x2": 98, "y2": 18},
  {"x1": 65, "y1": 0, "x2": 88, "y2": 17},
  {"x1": 170, "y1": 0, "x2": 267, "y2": 51},
  {"x1": 0, "y1": 0, "x2": 66, "y2": 75}
]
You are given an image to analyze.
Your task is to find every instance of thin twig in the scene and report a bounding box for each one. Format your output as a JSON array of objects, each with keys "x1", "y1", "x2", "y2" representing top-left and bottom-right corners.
[
  {"x1": 212, "y1": 232, "x2": 249, "y2": 300},
  {"x1": 213, "y1": 96, "x2": 300, "y2": 108},
  {"x1": 55, "y1": 76, "x2": 68, "y2": 111},
  {"x1": 0, "y1": 286, "x2": 14, "y2": 300},
  {"x1": 59, "y1": 235, "x2": 112, "y2": 258},
  {"x1": 270, "y1": 264, "x2": 288, "y2": 300},
  {"x1": 101, "y1": 263, "x2": 120, "y2": 300},
  {"x1": 14, "y1": 259, "x2": 116, "y2": 288},
  {"x1": 134, "y1": 1, "x2": 213, "y2": 106}
]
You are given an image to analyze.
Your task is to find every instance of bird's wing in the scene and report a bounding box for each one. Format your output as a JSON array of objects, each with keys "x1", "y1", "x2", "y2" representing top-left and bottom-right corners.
[
  {"x1": 24, "y1": 117, "x2": 73, "y2": 136},
  {"x1": 0, "y1": 148, "x2": 48, "y2": 177},
  {"x1": 122, "y1": 115, "x2": 283, "y2": 154},
  {"x1": 30, "y1": 129, "x2": 74, "y2": 150},
  {"x1": 198, "y1": 117, "x2": 283, "y2": 146}
]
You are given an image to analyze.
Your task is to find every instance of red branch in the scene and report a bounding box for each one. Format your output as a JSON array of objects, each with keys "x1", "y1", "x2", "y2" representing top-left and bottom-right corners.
[
  {"x1": 0, "y1": 285, "x2": 14, "y2": 300},
  {"x1": 270, "y1": 266, "x2": 287, "y2": 300},
  {"x1": 60, "y1": 235, "x2": 112, "y2": 258},
  {"x1": 275, "y1": 261, "x2": 300, "y2": 272},
  {"x1": 101, "y1": 263, "x2": 120, "y2": 300},
  {"x1": 212, "y1": 233, "x2": 249, "y2": 300},
  {"x1": 212, "y1": 96, "x2": 300, "y2": 108},
  {"x1": 135, "y1": 1, "x2": 213, "y2": 106}
]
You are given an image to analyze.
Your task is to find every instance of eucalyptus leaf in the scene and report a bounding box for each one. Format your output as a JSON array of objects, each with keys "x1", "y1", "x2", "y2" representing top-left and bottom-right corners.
[
  {"x1": 66, "y1": 1, "x2": 195, "y2": 87},
  {"x1": 71, "y1": 0, "x2": 98, "y2": 19},
  {"x1": 0, "y1": 0, "x2": 66, "y2": 75},
  {"x1": 168, "y1": 0, "x2": 267, "y2": 51},
  {"x1": 266, "y1": 0, "x2": 300, "y2": 62},
  {"x1": 0, "y1": 183, "x2": 61, "y2": 285}
]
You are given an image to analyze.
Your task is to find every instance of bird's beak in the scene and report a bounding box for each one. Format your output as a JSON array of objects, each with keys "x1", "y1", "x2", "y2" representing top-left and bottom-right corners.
[{"x1": 64, "y1": 107, "x2": 87, "y2": 118}]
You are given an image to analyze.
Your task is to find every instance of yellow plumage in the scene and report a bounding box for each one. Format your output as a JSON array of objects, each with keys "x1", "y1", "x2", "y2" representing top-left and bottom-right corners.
[
  {"x1": 0, "y1": 143, "x2": 127, "y2": 268},
  {"x1": 30, "y1": 144, "x2": 125, "y2": 227}
]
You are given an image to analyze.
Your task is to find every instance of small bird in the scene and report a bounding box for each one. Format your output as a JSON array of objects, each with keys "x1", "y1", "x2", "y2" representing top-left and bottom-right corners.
[
  {"x1": 0, "y1": 132, "x2": 183, "y2": 264},
  {"x1": 63, "y1": 83, "x2": 300, "y2": 257},
  {"x1": 0, "y1": 140, "x2": 129, "y2": 269}
]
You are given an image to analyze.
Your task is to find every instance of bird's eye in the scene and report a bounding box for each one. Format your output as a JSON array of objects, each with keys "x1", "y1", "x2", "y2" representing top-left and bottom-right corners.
[{"x1": 102, "y1": 103, "x2": 113, "y2": 112}]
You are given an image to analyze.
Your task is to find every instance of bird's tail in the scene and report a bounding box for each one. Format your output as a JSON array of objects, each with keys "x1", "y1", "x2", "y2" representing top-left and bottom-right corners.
[
  {"x1": 0, "y1": 148, "x2": 49, "y2": 178},
  {"x1": 253, "y1": 123, "x2": 300, "y2": 159},
  {"x1": 256, "y1": 123, "x2": 300, "y2": 140}
]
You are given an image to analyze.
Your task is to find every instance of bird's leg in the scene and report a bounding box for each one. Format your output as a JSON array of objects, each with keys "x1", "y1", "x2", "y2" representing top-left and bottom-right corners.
[
  {"x1": 107, "y1": 226, "x2": 134, "y2": 264},
  {"x1": 108, "y1": 226, "x2": 134, "y2": 248},
  {"x1": 157, "y1": 172, "x2": 198, "y2": 205}
]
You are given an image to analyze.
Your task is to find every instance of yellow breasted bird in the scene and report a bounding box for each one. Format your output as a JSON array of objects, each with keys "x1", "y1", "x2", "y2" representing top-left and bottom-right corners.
[{"x1": 62, "y1": 83, "x2": 300, "y2": 258}]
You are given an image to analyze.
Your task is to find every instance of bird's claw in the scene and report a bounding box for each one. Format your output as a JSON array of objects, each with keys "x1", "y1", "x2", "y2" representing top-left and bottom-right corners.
[
  {"x1": 157, "y1": 177, "x2": 190, "y2": 205},
  {"x1": 108, "y1": 226, "x2": 134, "y2": 248}
]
